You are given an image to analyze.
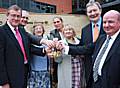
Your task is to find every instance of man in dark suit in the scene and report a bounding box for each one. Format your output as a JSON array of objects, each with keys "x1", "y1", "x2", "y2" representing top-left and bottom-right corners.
[
  {"x1": 55, "y1": 2, "x2": 106, "y2": 87},
  {"x1": 81, "y1": 1, "x2": 105, "y2": 44},
  {"x1": 19, "y1": 10, "x2": 41, "y2": 88},
  {"x1": 20, "y1": 10, "x2": 44, "y2": 46},
  {"x1": 80, "y1": 1, "x2": 106, "y2": 87},
  {"x1": 0, "y1": 5, "x2": 52, "y2": 88},
  {"x1": 56, "y1": 10, "x2": 120, "y2": 88},
  {"x1": 90, "y1": 10, "x2": 120, "y2": 88},
  {"x1": 67, "y1": 1, "x2": 106, "y2": 87}
]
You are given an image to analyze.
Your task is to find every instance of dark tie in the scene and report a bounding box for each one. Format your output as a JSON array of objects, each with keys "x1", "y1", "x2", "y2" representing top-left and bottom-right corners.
[
  {"x1": 15, "y1": 28, "x2": 27, "y2": 63},
  {"x1": 93, "y1": 24, "x2": 99, "y2": 42},
  {"x1": 93, "y1": 36, "x2": 111, "y2": 82}
]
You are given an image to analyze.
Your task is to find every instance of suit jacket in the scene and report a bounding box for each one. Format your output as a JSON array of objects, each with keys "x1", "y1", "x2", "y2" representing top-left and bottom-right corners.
[
  {"x1": 81, "y1": 22, "x2": 105, "y2": 45},
  {"x1": 69, "y1": 22, "x2": 106, "y2": 87},
  {"x1": 0, "y1": 23, "x2": 44, "y2": 88},
  {"x1": 48, "y1": 29, "x2": 62, "y2": 40},
  {"x1": 91, "y1": 33, "x2": 120, "y2": 88},
  {"x1": 81, "y1": 22, "x2": 105, "y2": 86}
]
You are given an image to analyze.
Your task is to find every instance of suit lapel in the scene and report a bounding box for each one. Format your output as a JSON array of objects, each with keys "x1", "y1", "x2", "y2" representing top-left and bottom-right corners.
[
  {"x1": 4, "y1": 24, "x2": 22, "y2": 52},
  {"x1": 100, "y1": 21, "x2": 103, "y2": 34},
  {"x1": 82, "y1": 23, "x2": 93, "y2": 43},
  {"x1": 88, "y1": 23, "x2": 93, "y2": 42},
  {"x1": 92, "y1": 36, "x2": 106, "y2": 64},
  {"x1": 99, "y1": 21, "x2": 106, "y2": 35},
  {"x1": 104, "y1": 33, "x2": 120, "y2": 64},
  {"x1": 92, "y1": 33, "x2": 120, "y2": 65}
]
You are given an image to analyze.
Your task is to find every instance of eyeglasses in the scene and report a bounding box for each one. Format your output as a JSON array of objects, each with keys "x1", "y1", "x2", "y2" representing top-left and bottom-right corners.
[
  {"x1": 53, "y1": 21, "x2": 60, "y2": 24},
  {"x1": 22, "y1": 16, "x2": 29, "y2": 20},
  {"x1": 10, "y1": 14, "x2": 21, "y2": 18}
]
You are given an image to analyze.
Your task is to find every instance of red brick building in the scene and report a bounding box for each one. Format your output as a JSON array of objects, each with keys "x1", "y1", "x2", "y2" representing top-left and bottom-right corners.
[
  {"x1": 35, "y1": 0, "x2": 72, "y2": 14},
  {"x1": 0, "y1": 0, "x2": 120, "y2": 14},
  {"x1": 0, "y1": 8, "x2": 7, "y2": 13},
  {"x1": 0, "y1": 0, "x2": 72, "y2": 14}
]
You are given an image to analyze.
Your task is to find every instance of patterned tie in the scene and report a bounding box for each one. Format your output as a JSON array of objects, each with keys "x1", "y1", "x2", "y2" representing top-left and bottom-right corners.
[
  {"x1": 93, "y1": 36, "x2": 111, "y2": 82},
  {"x1": 93, "y1": 24, "x2": 99, "y2": 42},
  {"x1": 15, "y1": 28, "x2": 27, "y2": 63}
]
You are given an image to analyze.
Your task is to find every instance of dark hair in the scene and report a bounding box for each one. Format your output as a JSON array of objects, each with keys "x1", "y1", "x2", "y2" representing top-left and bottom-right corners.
[
  {"x1": 7, "y1": 5, "x2": 22, "y2": 16},
  {"x1": 86, "y1": 1, "x2": 102, "y2": 10},
  {"x1": 53, "y1": 16, "x2": 63, "y2": 22},
  {"x1": 33, "y1": 24, "x2": 45, "y2": 36}
]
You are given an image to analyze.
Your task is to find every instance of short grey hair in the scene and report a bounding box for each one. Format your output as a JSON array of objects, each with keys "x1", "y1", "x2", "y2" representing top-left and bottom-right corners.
[
  {"x1": 86, "y1": 1, "x2": 102, "y2": 10},
  {"x1": 7, "y1": 5, "x2": 22, "y2": 16}
]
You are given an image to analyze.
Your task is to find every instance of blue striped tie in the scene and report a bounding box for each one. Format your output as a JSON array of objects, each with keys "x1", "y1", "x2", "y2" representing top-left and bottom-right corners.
[{"x1": 93, "y1": 36, "x2": 111, "y2": 82}]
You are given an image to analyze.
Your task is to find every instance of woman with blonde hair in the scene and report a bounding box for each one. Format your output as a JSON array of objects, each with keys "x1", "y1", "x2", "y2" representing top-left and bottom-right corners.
[{"x1": 56, "y1": 24, "x2": 85, "y2": 88}]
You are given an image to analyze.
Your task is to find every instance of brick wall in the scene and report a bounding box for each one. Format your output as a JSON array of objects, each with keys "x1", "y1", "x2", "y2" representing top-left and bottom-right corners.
[
  {"x1": 0, "y1": 8, "x2": 7, "y2": 13},
  {"x1": 35, "y1": 0, "x2": 72, "y2": 14}
]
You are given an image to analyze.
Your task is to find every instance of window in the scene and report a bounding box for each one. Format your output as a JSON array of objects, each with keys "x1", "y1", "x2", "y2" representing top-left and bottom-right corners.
[
  {"x1": 2, "y1": 0, "x2": 9, "y2": 8},
  {"x1": 10, "y1": 0, "x2": 16, "y2": 5}
]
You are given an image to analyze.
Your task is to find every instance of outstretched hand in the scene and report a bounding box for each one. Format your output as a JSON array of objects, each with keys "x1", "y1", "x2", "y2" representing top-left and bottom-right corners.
[
  {"x1": 40, "y1": 39, "x2": 55, "y2": 48},
  {"x1": 55, "y1": 40, "x2": 64, "y2": 51}
]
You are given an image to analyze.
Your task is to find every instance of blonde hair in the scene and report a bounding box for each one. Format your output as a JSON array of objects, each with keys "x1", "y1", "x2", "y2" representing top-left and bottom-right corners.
[{"x1": 63, "y1": 24, "x2": 76, "y2": 37}]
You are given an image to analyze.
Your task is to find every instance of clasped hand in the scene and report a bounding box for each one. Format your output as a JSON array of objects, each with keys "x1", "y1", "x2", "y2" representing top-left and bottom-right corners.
[{"x1": 45, "y1": 40, "x2": 64, "y2": 58}]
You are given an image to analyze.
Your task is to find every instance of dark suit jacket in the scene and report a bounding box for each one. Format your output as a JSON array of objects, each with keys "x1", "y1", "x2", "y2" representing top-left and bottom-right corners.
[
  {"x1": 48, "y1": 29, "x2": 62, "y2": 40},
  {"x1": 81, "y1": 23, "x2": 105, "y2": 86},
  {"x1": 69, "y1": 22, "x2": 106, "y2": 87},
  {"x1": 91, "y1": 33, "x2": 120, "y2": 88},
  {"x1": 81, "y1": 22, "x2": 105, "y2": 45},
  {"x1": 0, "y1": 23, "x2": 44, "y2": 88}
]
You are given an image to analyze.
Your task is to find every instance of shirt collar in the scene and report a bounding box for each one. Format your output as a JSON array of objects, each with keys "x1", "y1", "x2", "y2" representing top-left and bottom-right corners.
[
  {"x1": 108, "y1": 29, "x2": 120, "y2": 40},
  {"x1": 7, "y1": 21, "x2": 18, "y2": 34},
  {"x1": 92, "y1": 17, "x2": 102, "y2": 30}
]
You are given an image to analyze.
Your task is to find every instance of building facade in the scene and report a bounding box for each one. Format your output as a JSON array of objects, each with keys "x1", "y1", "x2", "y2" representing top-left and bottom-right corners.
[
  {"x1": 0, "y1": 0, "x2": 56, "y2": 13},
  {"x1": 0, "y1": 0, "x2": 72, "y2": 14},
  {"x1": 0, "y1": 0, "x2": 119, "y2": 14},
  {"x1": 35, "y1": 0, "x2": 72, "y2": 14},
  {"x1": 72, "y1": 0, "x2": 120, "y2": 14}
]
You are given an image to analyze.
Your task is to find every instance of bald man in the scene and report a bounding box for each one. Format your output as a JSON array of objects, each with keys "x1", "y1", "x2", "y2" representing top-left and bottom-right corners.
[{"x1": 89, "y1": 10, "x2": 120, "y2": 88}]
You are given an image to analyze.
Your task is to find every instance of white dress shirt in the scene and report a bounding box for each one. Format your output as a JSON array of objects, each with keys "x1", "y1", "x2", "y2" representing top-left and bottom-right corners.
[
  {"x1": 7, "y1": 21, "x2": 18, "y2": 39},
  {"x1": 97, "y1": 30, "x2": 120, "y2": 75}
]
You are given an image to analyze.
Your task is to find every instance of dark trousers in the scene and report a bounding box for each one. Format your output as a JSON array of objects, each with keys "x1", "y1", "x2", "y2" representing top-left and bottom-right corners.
[
  {"x1": 50, "y1": 58, "x2": 58, "y2": 88},
  {"x1": 23, "y1": 64, "x2": 29, "y2": 88},
  {"x1": 91, "y1": 75, "x2": 102, "y2": 88}
]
